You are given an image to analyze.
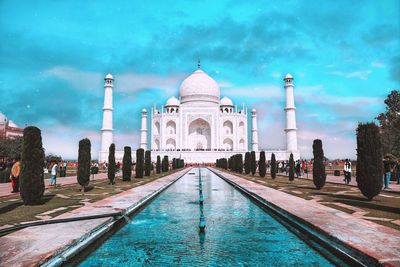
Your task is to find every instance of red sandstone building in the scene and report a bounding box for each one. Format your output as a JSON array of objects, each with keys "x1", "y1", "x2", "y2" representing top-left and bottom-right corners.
[{"x1": 0, "y1": 112, "x2": 23, "y2": 139}]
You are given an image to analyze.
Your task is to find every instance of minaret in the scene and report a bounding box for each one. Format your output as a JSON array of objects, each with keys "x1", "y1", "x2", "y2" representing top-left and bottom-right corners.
[
  {"x1": 140, "y1": 108, "x2": 147, "y2": 150},
  {"x1": 251, "y1": 109, "x2": 259, "y2": 151},
  {"x1": 100, "y1": 74, "x2": 114, "y2": 161},
  {"x1": 284, "y1": 73, "x2": 298, "y2": 153}
]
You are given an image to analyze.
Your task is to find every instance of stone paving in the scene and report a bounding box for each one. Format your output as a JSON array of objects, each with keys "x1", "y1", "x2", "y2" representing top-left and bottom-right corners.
[
  {"x1": 0, "y1": 168, "x2": 189, "y2": 267},
  {"x1": 211, "y1": 167, "x2": 400, "y2": 266}
]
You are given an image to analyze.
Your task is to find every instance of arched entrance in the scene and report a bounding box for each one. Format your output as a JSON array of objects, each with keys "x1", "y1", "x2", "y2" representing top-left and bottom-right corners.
[{"x1": 188, "y1": 118, "x2": 211, "y2": 150}]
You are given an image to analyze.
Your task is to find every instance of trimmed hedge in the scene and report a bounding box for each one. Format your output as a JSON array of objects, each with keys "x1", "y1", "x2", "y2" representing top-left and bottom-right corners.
[
  {"x1": 77, "y1": 138, "x2": 91, "y2": 189},
  {"x1": 259, "y1": 151, "x2": 266, "y2": 177},
  {"x1": 288, "y1": 153, "x2": 294, "y2": 181},
  {"x1": 250, "y1": 151, "x2": 256, "y2": 175},
  {"x1": 312, "y1": 139, "x2": 326, "y2": 189},
  {"x1": 135, "y1": 148, "x2": 144, "y2": 178},
  {"x1": 271, "y1": 153, "x2": 277, "y2": 179},
  {"x1": 156, "y1": 155, "x2": 161, "y2": 174},
  {"x1": 20, "y1": 126, "x2": 45, "y2": 205},
  {"x1": 145, "y1": 150, "x2": 151, "y2": 176},
  {"x1": 122, "y1": 146, "x2": 132, "y2": 181},
  {"x1": 244, "y1": 152, "x2": 251, "y2": 174},
  {"x1": 108, "y1": 143, "x2": 116, "y2": 184},
  {"x1": 356, "y1": 123, "x2": 383, "y2": 200}
]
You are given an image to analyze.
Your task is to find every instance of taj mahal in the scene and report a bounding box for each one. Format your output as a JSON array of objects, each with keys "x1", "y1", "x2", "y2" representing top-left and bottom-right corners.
[{"x1": 98, "y1": 64, "x2": 299, "y2": 163}]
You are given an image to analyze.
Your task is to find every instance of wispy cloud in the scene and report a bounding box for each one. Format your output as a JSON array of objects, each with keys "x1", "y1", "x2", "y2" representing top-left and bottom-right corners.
[{"x1": 329, "y1": 70, "x2": 372, "y2": 80}]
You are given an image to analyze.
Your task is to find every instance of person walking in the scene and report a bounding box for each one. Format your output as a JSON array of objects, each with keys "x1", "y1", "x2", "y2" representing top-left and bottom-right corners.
[
  {"x1": 383, "y1": 156, "x2": 393, "y2": 189},
  {"x1": 10, "y1": 156, "x2": 21, "y2": 193},
  {"x1": 50, "y1": 162, "x2": 58, "y2": 187},
  {"x1": 343, "y1": 159, "x2": 352, "y2": 185}
]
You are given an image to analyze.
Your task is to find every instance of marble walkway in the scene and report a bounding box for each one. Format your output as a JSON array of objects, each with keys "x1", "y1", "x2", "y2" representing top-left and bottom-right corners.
[
  {"x1": 211, "y1": 167, "x2": 400, "y2": 266},
  {"x1": 0, "y1": 168, "x2": 188, "y2": 267}
]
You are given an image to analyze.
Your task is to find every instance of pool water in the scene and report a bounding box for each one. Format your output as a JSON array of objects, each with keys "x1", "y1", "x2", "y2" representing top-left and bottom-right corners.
[{"x1": 78, "y1": 168, "x2": 334, "y2": 266}]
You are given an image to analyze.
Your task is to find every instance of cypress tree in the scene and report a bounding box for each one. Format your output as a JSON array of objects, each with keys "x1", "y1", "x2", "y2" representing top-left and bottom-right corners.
[
  {"x1": 237, "y1": 154, "x2": 243, "y2": 174},
  {"x1": 108, "y1": 143, "x2": 116, "y2": 185},
  {"x1": 250, "y1": 151, "x2": 256, "y2": 175},
  {"x1": 156, "y1": 155, "x2": 161, "y2": 174},
  {"x1": 135, "y1": 148, "x2": 144, "y2": 178},
  {"x1": 288, "y1": 153, "x2": 295, "y2": 181},
  {"x1": 312, "y1": 139, "x2": 326, "y2": 189},
  {"x1": 244, "y1": 152, "x2": 251, "y2": 174},
  {"x1": 259, "y1": 151, "x2": 266, "y2": 177},
  {"x1": 356, "y1": 123, "x2": 383, "y2": 200},
  {"x1": 145, "y1": 150, "x2": 151, "y2": 176},
  {"x1": 77, "y1": 138, "x2": 91, "y2": 192},
  {"x1": 271, "y1": 153, "x2": 277, "y2": 179},
  {"x1": 162, "y1": 155, "x2": 169, "y2": 172},
  {"x1": 122, "y1": 146, "x2": 132, "y2": 181},
  {"x1": 20, "y1": 126, "x2": 45, "y2": 205}
]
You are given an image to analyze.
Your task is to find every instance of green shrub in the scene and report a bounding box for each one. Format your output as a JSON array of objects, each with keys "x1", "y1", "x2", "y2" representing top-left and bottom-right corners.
[
  {"x1": 77, "y1": 138, "x2": 91, "y2": 190},
  {"x1": 20, "y1": 126, "x2": 45, "y2": 205},
  {"x1": 135, "y1": 149, "x2": 144, "y2": 178},
  {"x1": 122, "y1": 146, "x2": 132, "y2": 181},
  {"x1": 145, "y1": 150, "x2": 151, "y2": 176},
  {"x1": 108, "y1": 143, "x2": 116, "y2": 184},
  {"x1": 312, "y1": 139, "x2": 326, "y2": 189},
  {"x1": 271, "y1": 153, "x2": 277, "y2": 179},
  {"x1": 334, "y1": 170, "x2": 341, "y2": 176},
  {"x1": 356, "y1": 123, "x2": 383, "y2": 200},
  {"x1": 259, "y1": 151, "x2": 266, "y2": 177}
]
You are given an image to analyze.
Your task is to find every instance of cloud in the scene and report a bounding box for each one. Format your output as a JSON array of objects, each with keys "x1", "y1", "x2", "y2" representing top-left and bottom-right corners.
[
  {"x1": 389, "y1": 55, "x2": 400, "y2": 82},
  {"x1": 371, "y1": 61, "x2": 385, "y2": 68},
  {"x1": 329, "y1": 70, "x2": 372, "y2": 80}
]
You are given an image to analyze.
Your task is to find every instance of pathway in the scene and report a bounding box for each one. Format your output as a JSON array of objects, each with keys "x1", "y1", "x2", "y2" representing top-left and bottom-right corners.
[
  {"x1": 0, "y1": 168, "x2": 188, "y2": 267},
  {"x1": 211, "y1": 168, "x2": 400, "y2": 266}
]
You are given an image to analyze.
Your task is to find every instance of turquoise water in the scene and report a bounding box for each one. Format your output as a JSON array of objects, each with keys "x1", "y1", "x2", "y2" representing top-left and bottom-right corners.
[{"x1": 79, "y1": 168, "x2": 334, "y2": 266}]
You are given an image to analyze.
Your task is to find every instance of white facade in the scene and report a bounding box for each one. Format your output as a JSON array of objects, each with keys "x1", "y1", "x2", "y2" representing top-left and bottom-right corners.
[
  {"x1": 98, "y1": 67, "x2": 300, "y2": 163},
  {"x1": 149, "y1": 69, "x2": 249, "y2": 163}
]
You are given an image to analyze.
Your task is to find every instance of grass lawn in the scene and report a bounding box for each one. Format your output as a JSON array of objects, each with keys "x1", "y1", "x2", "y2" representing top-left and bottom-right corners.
[
  {"x1": 218, "y1": 169, "x2": 400, "y2": 231},
  {"x1": 0, "y1": 169, "x2": 181, "y2": 229}
]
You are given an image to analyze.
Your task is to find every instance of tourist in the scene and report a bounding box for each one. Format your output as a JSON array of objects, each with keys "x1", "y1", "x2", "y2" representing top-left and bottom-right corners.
[
  {"x1": 295, "y1": 160, "x2": 301, "y2": 178},
  {"x1": 343, "y1": 159, "x2": 351, "y2": 185},
  {"x1": 396, "y1": 160, "x2": 400, "y2": 184},
  {"x1": 50, "y1": 162, "x2": 58, "y2": 187},
  {"x1": 9, "y1": 156, "x2": 21, "y2": 193},
  {"x1": 383, "y1": 156, "x2": 393, "y2": 189}
]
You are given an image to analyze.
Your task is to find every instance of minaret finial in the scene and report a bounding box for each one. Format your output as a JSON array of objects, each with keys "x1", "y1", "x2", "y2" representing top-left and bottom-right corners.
[{"x1": 197, "y1": 59, "x2": 201, "y2": 69}]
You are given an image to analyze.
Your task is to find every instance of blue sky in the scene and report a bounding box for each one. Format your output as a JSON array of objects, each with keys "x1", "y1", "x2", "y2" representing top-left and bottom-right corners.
[{"x1": 0, "y1": 0, "x2": 399, "y2": 159}]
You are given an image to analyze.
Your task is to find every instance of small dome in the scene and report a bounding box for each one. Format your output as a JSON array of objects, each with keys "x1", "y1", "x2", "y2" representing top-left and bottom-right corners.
[
  {"x1": 105, "y1": 73, "x2": 114, "y2": 80},
  {"x1": 284, "y1": 73, "x2": 293, "y2": 79},
  {"x1": 252, "y1": 109, "x2": 257, "y2": 113},
  {"x1": 0, "y1": 112, "x2": 8, "y2": 125},
  {"x1": 220, "y1": 96, "x2": 233, "y2": 106},
  {"x1": 142, "y1": 108, "x2": 147, "y2": 113},
  {"x1": 179, "y1": 69, "x2": 220, "y2": 105},
  {"x1": 165, "y1": 96, "x2": 180, "y2": 107}
]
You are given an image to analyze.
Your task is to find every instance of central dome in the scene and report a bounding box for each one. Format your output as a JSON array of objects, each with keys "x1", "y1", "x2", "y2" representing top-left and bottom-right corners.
[{"x1": 179, "y1": 69, "x2": 220, "y2": 105}]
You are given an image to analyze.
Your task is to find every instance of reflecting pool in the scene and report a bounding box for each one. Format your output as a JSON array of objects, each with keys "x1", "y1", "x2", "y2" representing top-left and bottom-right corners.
[{"x1": 79, "y1": 168, "x2": 334, "y2": 266}]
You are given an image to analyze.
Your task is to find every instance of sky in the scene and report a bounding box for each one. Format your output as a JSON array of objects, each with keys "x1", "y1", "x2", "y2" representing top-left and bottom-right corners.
[{"x1": 0, "y1": 0, "x2": 399, "y2": 160}]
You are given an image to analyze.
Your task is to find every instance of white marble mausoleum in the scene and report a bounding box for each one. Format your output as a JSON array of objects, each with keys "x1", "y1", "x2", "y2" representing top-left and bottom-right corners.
[{"x1": 98, "y1": 65, "x2": 299, "y2": 163}]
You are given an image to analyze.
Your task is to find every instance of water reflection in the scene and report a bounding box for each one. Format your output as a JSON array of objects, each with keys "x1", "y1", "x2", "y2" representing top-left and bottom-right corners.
[{"x1": 79, "y1": 168, "x2": 334, "y2": 266}]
